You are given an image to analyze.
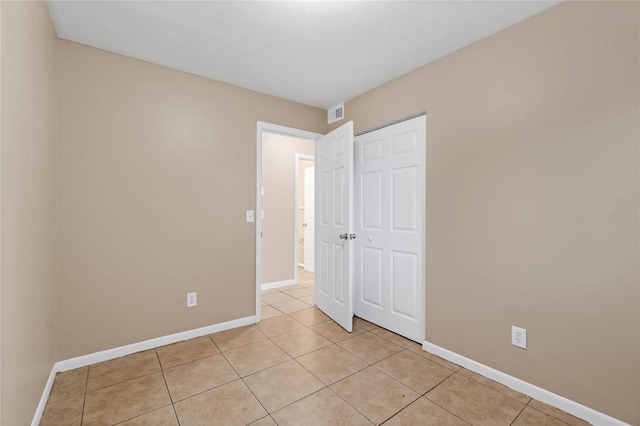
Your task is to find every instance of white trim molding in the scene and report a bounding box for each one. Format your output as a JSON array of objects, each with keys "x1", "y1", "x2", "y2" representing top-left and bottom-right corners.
[
  {"x1": 32, "y1": 315, "x2": 256, "y2": 426},
  {"x1": 422, "y1": 341, "x2": 630, "y2": 426},
  {"x1": 31, "y1": 368, "x2": 57, "y2": 426},
  {"x1": 294, "y1": 152, "x2": 314, "y2": 280},
  {"x1": 261, "y1": 279, "x2": 297, "y2": 291}
]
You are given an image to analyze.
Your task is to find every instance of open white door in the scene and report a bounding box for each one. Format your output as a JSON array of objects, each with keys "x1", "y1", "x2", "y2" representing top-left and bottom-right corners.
[
  {"x1": 315, "y1": 121, "x2": 354, "y2": 332},
  {"x1": 303, "y1": 167, "x2": 315, "y2": 272}
]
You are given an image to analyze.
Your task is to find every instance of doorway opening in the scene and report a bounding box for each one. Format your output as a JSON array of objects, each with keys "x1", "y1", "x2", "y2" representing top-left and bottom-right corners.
[{"x1": 255, "y1": 122, "x2": 322, "y2": 322}]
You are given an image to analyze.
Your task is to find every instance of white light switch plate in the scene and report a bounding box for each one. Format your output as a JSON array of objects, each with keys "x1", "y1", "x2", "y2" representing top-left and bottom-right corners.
[{"x1": 246, "y1": 210, "x2": 255, "y2": 223}]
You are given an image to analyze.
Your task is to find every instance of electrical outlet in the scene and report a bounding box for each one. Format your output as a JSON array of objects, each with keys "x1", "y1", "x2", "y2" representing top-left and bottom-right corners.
[
  {"x1": 512, "y1": 326, "x2": 527, "y2": 349},
  {"x1": 187, "y1": 292, "x2": 197, "y2": 308}
]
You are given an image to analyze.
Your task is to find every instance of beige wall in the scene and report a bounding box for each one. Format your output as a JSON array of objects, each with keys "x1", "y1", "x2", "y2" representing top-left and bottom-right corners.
[
  {"x1": 1, "y1": 2, "x2": 58, "y2": 424},
  {"x1": 334, "y1": 2, "x2": 639, "y2": 424},
  {"x1": 261, "y1": 133, "x2": 314, "y2": 283},
  {"x1": 56, "y1": 41, "x2": 326, "y2": 360},
  {"x1": 297, "y1": 159, "x2": 314, "y2": 268}
]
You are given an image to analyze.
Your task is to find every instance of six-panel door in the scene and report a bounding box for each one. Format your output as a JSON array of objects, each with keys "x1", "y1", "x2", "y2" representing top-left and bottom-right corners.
[
  {"x1": 353, "y1": 116, "x2": 425, "y2": 342},
  {"x1": 314, "y1": 121, "x2": 354, "y2": 332}
]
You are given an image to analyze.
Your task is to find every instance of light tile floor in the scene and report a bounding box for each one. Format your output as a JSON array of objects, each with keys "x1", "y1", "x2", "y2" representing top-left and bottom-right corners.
[{"x1": 41, "y1": 268, "x2": 590, "y2": 425}]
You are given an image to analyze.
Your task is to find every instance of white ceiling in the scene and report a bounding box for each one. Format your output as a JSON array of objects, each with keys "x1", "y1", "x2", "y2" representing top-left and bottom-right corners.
[{"x1": 46, "y1": 1, "x2": 559, "y2": 109}]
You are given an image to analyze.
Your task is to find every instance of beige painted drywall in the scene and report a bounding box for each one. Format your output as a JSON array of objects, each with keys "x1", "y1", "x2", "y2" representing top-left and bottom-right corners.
[
  {"x1": 1, "y1": 2, "x2": 58, "y2": 424},
  {"x1": 56, "y1": 40, "x2": 326, "y2": 360},
  {"x1": 333, "y1": 2, "x2": 639, "y2": 424},
  {"x1": 261, "y1": 133, "x2": 314, "y2": 283},
  {"x1": 297, "y1": 159, "x2": 314, "y2": 268}
]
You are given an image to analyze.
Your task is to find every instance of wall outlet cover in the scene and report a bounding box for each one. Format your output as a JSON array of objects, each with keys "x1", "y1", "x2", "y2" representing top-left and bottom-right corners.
[
  {"x1": 512, "y1": 326, "x2": 526, "y2": 349},
  {"x1": 187, "y1": 292, "x2": 197, "y2": 308}
]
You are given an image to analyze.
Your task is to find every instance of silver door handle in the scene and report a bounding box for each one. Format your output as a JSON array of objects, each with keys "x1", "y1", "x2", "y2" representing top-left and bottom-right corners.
[
  {"x1": 303, "y1": 223, "x2": 307, "y2": 227},
  {"x1": 339, "y1": 233, "x2": 348, "y2": 240}
]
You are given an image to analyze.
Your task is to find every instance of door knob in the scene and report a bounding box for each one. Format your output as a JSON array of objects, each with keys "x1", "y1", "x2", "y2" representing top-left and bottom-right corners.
[
  {"x1": 303, "y1": 223, "x2": 307, "y2": 227},
  {"x1": 339, "y1": 233, "x2": 348, "y2": 240}
]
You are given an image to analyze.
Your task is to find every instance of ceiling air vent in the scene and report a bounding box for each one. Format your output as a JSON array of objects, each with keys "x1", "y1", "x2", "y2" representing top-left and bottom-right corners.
[{"x1": 328, "y1": 103, "x2": 345, "y2": 124}]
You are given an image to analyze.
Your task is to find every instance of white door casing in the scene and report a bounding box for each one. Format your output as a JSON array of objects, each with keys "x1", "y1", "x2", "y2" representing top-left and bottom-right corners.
[
  {"x1": 315, "y1": 121, "x2": 354, "y2": 332},
  {"x1": 353, "y1": 116, "x2": 425, "y2": 342},
  {"x1": 304, "y1": 167, "x2": 315, "y2": 272}
]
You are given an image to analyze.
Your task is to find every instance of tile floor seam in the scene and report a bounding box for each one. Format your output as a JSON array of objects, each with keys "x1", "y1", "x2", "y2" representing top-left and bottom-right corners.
[
  {"x1": 509, "y1": 403, "x2": 529, "y2": 426},
  {"x1": 420, "y1": 390, "x2": 475, "y2": 426},
  {"x1": 209, "y1": 330, "x2": 269, "y2": 353},
  {"x1": 369, "y1": 353, "x2": 455, "y2": 397},
  {"x1": 336, "y1": 330, "x2": 405, "y2": 365},
  {"x1": 239, "y1": 375, "x2": 275, "y2": 417},
  {"x1": 328, "y1": 369, "x2": 421, "y2": 426},
  {"x1": 524, "y1": 406, "x2": 579, "y2": 426},
  {"x1": 293, "y1": 342, "x2": 369, "y2": 386},
  {"x1": 451, "y1": 369, "x2": 531, "y2": 407},
  {"x1": 168, "y1": 377, "x2": 244, "y2": 404},
  {"x1": 326, "y1": 362, "x2": 423, "y2": 425},
  {"x1": 252, "y1": 414, "x2": 275, "y2": 426},
  {"x1": 419, "y1": 367, "x2": 456, "y2": 396},
  {"x1": 265, "y1": 384, "x2": 330, "y2": 417},
  {"x1": 155, "y1": 353, "x2": 172, "y2": 404},
  {"x1": 84, "y1": 369, "x2": 162, "y2": 396},
  {"x1": 215, "y1": 343, "x2": 273, "y2": 417},
  {"x1": 173, "y1": 404, "x2": 182, "y2": 426},
  {"x1": 424, "y1": 374, "x2": 529, "y2": 426},
  {"x1": 209, "y1": 334, "x2": 224, "y2": 353},
  {"x1": 154, "y1": 349, "x2": 182, "y2": 426},
  {"x1": 110, "y1": 403, "x2": 175, "y2": 426},
  {"x1": 256, "y1": 318, "x2": 307, "y2": 339},
  {"x1": 269, "y1": 328, "x2": 333, "y2": 358},
  {"x1": 290, "y1": 350, "x2": 337, "y2": 384},
  {"x1": 323, "y1": 386, "x2": 376, "y2": 426},
  {"x1": 80, "y1": 365, "x2": 90, "y2": 425},
  {"x1": 369, "y1": 329, "x2": 417, "y2": 349},
  {"x1": 158, "y1": 352, "x2": 220, "y2": 372}
]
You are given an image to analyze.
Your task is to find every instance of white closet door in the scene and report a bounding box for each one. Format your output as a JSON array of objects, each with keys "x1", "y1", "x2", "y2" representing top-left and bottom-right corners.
[
  {"x1": 315, "y1": 121, "x2": 355, "y2": 332},
  {"x1": 354, "y1": 116, "x2": 425, "y2": 342}
]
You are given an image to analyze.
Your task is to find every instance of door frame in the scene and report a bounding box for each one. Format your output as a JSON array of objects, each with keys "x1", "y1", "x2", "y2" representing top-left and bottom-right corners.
[
  {"x1": 255, "y1": 122, "x2": 322, "y2": 322},
  {"x1": 294, "y1": 153, "x2": 315, "y2": 270}
]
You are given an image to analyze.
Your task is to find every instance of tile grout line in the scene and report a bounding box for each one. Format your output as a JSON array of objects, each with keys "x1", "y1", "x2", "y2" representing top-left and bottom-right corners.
[
  {"x1": 451, "y1": 368, "x2": 534, "y2": 407},
  {"x1": 216, "y1": 348, "x2": 272, "y2": 420},
  {"x1": 154, "y1": 349, "x2": 181, "y2": 426},
  {"x1": 509, "y1": 403, "x2": 528, "y2": 426},
  {"x1": 323, "y1": 386, "x2": 375, "y2": 425},
  {"x1": 80, "y1": 365, "x2": 90, "y2": 425},
  {"x1": 421, "y1": 377, "x2": 475, "y2": 426},
  {"x1": 424, "y1": 371, "x2": 530, "y2": 426},
  {"x1": 83, "y1": 369, "x2": 161, "y2": 394}
]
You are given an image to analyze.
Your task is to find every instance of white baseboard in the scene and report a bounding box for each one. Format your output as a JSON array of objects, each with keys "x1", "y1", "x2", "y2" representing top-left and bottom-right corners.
[
  {"x1": 261, "y1": 278, "x2": 296, "y2": 290},
  {"x1": 422, "y1": 341, "x2": 629, "y2": 426},
  {"x1": 31, "y1": 366, "x2": 58, "y2": 426},
  {"x1": 32, "y1": 315, "x2": 256, "y2": 426}
]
